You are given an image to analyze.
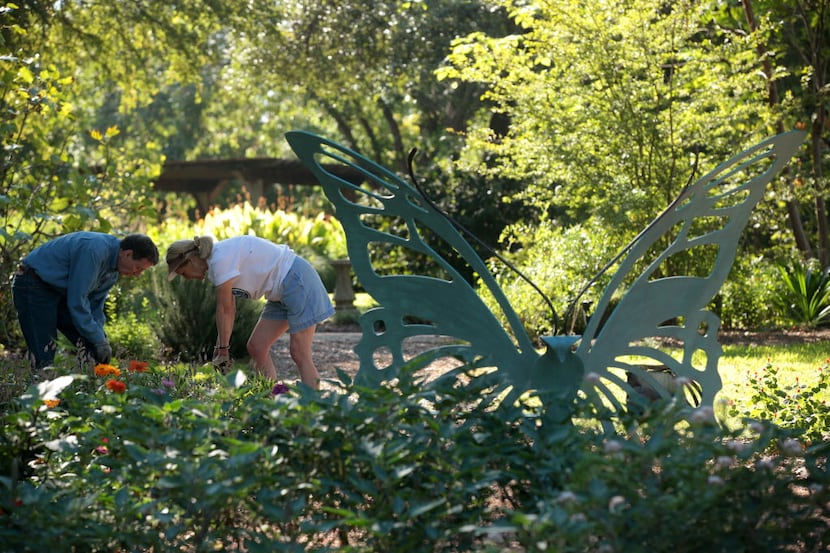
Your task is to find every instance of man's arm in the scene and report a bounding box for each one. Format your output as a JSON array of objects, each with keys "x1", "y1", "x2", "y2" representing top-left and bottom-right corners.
[{"x1": 66, "y1": 248, "x2": 112, "y2": 345}]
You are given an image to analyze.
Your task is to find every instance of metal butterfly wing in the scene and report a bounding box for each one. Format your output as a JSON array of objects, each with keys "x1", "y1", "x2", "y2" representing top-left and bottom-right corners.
[
  {"x1": 286, "y1": 130, "x2": 804, "y2": 417},
  {"x1": 284, "y1": 131, "x2": 571, "y2": 401},
  {"x1": 573, "y1": 130, "x2": 804, "y2": 415}
]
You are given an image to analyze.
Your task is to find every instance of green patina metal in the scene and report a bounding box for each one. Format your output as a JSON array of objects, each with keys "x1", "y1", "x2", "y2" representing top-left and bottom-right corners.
[{"x1": 287, "y1": 130, "x2": 804, "y2": 421}]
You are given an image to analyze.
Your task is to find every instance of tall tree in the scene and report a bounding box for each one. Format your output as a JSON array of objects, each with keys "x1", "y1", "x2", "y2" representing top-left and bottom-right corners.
[
  {"x1": 200, "y1": 0, "x2": 517, "y2": 169},
  {"x1": 440, "y1": 0, "x2": 782, "y2": 246},
  {"x1": 745, "y1": 0, "x2": 830, "y2": 265}
]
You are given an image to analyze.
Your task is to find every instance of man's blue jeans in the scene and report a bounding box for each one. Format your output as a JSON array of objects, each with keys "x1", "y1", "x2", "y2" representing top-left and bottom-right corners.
[{"x1": 12, "y1": 268, "x2": 88, "y2": 369}]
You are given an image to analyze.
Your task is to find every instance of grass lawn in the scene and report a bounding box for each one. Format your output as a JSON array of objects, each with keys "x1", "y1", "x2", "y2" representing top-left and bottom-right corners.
[
  {"x1": 715, "y1": 340, "x2": 830, "y2": 427},
  {"x1": 719, "y1": 341, "x2": 830, "y2": 400}
]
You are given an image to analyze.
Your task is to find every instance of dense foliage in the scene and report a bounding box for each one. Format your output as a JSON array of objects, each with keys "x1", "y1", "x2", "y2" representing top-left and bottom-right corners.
[
  {"x1": 0, "y1": 357, "x2": 828, "y2": 552},
  {"x1": 438, "y1": 0, "x2": 828, "y2": 326}
]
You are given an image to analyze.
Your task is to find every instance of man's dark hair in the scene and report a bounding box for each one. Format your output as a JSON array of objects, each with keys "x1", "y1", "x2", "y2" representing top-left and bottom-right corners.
[{"x1": 120, "y1": 234, "x2": 160, "y2": 264}]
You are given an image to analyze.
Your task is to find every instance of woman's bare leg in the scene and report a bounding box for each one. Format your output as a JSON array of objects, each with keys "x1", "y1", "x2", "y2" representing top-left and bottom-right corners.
[
  {"x1": 288, "y1": 325, "x2": 320, "y2": 389},
  {"x1": 247, "y1": 318, "x2": 289, "y2": 380}
]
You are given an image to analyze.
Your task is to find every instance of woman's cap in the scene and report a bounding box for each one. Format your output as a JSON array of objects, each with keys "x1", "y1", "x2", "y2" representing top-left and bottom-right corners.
[{"x1": 166, "y1": 239, "x2": 197, "y2": 280}]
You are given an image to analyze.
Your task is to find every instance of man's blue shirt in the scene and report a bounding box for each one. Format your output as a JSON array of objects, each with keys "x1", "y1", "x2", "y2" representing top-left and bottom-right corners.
[{"x1": 23, "y1": 232, "x2": 120, "y2": 345}]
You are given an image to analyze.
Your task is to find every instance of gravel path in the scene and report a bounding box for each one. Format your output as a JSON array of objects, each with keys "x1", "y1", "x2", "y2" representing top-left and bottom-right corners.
[
  {"x1": 268, "y1": 326, "x2": 830, "y2": 385},
  {"x1": 270, "y1": 331, "x2": 462, "y2": 385}
]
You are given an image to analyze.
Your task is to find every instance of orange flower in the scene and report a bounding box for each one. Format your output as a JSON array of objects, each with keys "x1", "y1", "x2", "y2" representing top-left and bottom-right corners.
[
  {"x1": 95, "y1": 364, "x2": 121, "y2": 377},
  {"x1": 43, "y1": 399, "x2": 60, "y2": 408},
  {"x1": 128, "y1": 360, "x2": 149, "y2": 373},
  {"x1": 105, "y1": 379, "x2": 127, "y2": 394}
]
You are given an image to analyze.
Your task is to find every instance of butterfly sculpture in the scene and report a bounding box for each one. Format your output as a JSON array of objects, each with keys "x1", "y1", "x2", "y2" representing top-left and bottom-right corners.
[{"x1": 287, "y1": 130, "x2": 804, "y2": 422}]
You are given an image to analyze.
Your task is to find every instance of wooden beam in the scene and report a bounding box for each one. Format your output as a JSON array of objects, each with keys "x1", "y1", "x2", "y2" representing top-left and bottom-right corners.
[{"x1": 153, "y1": 158, "x2": 364, "y2": 193}]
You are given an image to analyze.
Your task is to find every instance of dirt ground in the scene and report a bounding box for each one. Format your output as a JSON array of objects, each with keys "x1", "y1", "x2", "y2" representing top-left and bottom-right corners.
[
  {"x1": 269, "y1": 323, "x2": 830, "y2": 384},
  {"x1": 271, "y1": 324, "x2": 463, "y2": 383}
]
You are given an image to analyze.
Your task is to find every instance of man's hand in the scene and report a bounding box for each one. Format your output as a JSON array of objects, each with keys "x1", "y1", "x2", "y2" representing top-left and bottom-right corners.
[{"x1": 93, "y1": 342, "x2": 112, "y2": 364}]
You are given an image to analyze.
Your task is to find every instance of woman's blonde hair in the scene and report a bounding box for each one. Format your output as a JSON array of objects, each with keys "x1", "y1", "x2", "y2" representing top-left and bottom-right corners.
[{"x1": 165, "y1": 235, "x2": 215, "y2": 279}]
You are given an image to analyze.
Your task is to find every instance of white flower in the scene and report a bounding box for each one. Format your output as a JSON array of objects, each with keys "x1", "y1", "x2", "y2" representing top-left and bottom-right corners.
[
  {"x1": 556, "y1": 491, "x2": 578, "y2": 503},
  {"x1": 608, "y1": 495, "x2": 626, "y2": 513},
  {"x1": 603, "y1": 440, "x2": 624, "y2": 454},
  {"x1": 690, "y1": 406, "x2": 715, "y2": 424},
  {"x1": 755, "y1": 458, "x2": 775, "y2": 471},
  {"x1": 715, "y1": 455, "x2": 733, "y2": 468},
  {"x1": 584, "y1": 372, "x2": 602, "y2": 384},
  {"x1": 708, "y1": 475, "x2": 725, "y2": 486},
  {"x1": 781, "y1": 438, "x2": 803, "y2": 456}
]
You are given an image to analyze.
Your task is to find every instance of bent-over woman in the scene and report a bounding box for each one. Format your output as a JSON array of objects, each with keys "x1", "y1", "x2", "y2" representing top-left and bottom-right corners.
[{"x1": 166, "y1": 235, "x2": 334, "y2": 388}]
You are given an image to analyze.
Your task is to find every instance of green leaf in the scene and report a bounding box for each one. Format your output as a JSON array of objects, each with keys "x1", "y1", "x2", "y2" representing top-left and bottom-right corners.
[{"x1": 410, "y1": 498, "x2": 446, "y2": 518}]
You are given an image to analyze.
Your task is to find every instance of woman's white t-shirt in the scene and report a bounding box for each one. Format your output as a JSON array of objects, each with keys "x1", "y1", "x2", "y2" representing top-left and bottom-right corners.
[{"x1": 206, "y1": 236, "x2": 297, "y2": 302}]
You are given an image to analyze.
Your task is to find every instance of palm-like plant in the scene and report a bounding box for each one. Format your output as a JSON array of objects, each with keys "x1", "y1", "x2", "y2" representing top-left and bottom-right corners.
[{"x1": 776, "y1": 261, "x2": 830, "y2": 327}]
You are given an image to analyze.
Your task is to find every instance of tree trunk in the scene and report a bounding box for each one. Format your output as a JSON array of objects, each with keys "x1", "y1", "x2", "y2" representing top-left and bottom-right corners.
[
  {"x1": 312, "y1": 91, "x2": 360, "y2": 152},
  {"x1": 805, "y1": 0, "x2": 830, "y2": 266},
  {"x1": 788, "y1": 201, "x2": 814, "y2": 255},
  {"x1": 814, "y1": 118, "x2": 829, "y2": 266},
  {"x1": 742, "y1": 0, "x2": 814, "y2": 258},
  {"x1": 378, "y1": 97, "x2": 407, "y2": 173}
]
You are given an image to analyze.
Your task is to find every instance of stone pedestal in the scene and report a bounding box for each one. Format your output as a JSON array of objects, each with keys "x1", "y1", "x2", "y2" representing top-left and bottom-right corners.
[{"x1": 331, "y1": 258, "x2": 356, "y2": 313}]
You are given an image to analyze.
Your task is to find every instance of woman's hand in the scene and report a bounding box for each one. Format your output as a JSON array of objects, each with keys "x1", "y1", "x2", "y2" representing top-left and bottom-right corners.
[{"x1": 212, "y1": 347, "x2": 232, "y2": 373}]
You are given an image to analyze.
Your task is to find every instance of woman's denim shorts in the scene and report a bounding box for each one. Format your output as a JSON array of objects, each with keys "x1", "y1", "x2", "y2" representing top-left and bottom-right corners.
[{"x1": 261, "y1": 257, "x2": 334, "y2": 333}]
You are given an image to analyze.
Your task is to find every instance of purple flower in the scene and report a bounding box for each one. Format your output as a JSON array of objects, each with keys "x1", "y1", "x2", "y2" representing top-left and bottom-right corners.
[
  {"x1": 271, "y1": 383, "x2": 290, "y2": 396},
  {"x1": 161, "y1": 378, "x2": 176, "y2": 389}
]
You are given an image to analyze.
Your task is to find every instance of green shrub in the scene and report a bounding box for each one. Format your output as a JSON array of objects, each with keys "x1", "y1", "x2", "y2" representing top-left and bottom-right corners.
[
  {"x1": 500, "y1": 415, "x2": 829, "y2": 553},
  {"x1": 486, "y1": 219, "x2": 621, "y2": 339},
  {"x1": 104, "y1": 306, "x2": 162, "y2": 361},
  {"x1": 147, "y1": 266, "x2": 262, "y2": 362},
  {"x1": 1, "y1": 355, "x2": 828, "y2": 552},
  {"x1": 716, "y1": 256, "x2": 785, "y2": 330},
  {"x1": 730, "y1": 360, "x2": 830, "y2": 445}
]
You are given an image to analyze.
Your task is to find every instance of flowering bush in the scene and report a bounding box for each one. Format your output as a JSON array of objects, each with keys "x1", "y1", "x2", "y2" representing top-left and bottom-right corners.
[
  {"x1": 731, "y1": 360, "x2": 830, "y2": 445},
  {"x1": 0, "y1": 359, "x2": 827, "y2": 551}
]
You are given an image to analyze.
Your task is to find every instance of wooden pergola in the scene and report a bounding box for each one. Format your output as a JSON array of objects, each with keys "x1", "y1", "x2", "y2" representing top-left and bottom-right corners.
[{"x1": 153, "y1": 157, "x2": 364, "y2": 214}]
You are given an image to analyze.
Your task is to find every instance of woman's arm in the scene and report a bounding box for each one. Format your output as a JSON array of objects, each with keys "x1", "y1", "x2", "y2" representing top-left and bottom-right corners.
[{"x1": 213, "y1": 278, "x2": 237, "y2": 366}]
